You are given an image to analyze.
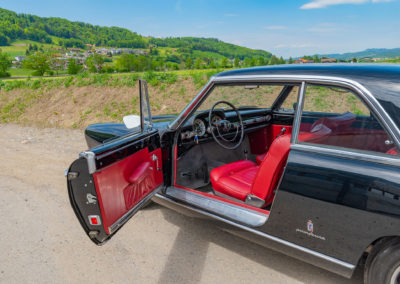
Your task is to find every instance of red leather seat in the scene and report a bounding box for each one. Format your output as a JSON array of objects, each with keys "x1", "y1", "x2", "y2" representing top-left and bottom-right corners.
[
  {"x1": 256, "y1": 153, "x2": 266, "y2": 165},
  {"x1": 210, "y1": 135, "x2": 292, "y2": 207}
]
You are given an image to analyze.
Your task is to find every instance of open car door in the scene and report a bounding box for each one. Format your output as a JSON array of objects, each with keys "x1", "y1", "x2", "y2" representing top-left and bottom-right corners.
[{"x1": 66, "y1": 80, "x2": 163, "y2": 245}]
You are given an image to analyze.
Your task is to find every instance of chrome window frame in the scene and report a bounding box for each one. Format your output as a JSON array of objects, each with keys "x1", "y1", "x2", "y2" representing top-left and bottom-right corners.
[{"x1": 168, "y1": 74, "x2": 400, "y2": 166}]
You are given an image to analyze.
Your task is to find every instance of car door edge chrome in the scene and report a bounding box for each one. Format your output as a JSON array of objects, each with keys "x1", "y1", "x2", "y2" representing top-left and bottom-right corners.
[
  {"x1": 291, "y1": 143, "x2": 400, "y2": 167},
  {"x1": 153, "y1": 192, "x2": 356, "y2": 277},
  {"x1": 165, "y1": 186, "x2": 268, "y2": 227},
  {"x1": 108, "y1": 184, "x2": 163, "y2": 234},
  {"x1": 291, "y1": 81, "x2": 305, "y2": 144},
  {"x1": 79, "y1": 151, "x2": 96, "y2": 174}
]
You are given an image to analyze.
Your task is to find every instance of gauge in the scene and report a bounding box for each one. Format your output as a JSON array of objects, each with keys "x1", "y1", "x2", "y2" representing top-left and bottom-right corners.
[
  {"x1": 193, "y1": 118, "x2": 206, "y2": 136},
  {"x1": 211, "y1": 115, "x2": 222, "y2": 125}
]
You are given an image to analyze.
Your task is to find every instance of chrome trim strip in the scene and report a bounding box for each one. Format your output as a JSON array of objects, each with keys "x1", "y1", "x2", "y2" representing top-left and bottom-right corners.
[
  {"x1": 108, "y1": 184, "x2": 163, "y2": 234},
  {"x1": 291, "y1": 81, "x2": 305, "y2": 144},
  {"x1": 165, "y1": 186, "x2": 268, "y2": 227},
  {"x1": 79, "y1": 151, "x2": 96, "y2": 174},
  {"x1": 154, "y1": 193, "x2": 356, "y2": 272},
  {"x1": 291, "y1": 143, "x2": 400, "y2": 167}
]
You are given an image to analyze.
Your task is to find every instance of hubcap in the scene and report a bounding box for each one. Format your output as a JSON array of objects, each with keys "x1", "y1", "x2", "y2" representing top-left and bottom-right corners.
[{"x1": 390, "y1": 265, "x2": 400, "y2": 284}]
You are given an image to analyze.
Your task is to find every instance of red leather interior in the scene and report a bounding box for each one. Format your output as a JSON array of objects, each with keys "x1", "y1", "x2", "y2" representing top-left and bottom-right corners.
[
  {"x1": 311, "y1": 112, "x2": 356, "y2": 130},
  {"x1": 256, "y1": 153, "x2": 266, "y2": 165},
  {"x1": 386, "y1": 147, "x2": 399, "y2": 155},
  {"x1": 93, "y1": 148, "x2": 163, "y2": 234},
  {"x1": 248, "y1": 124, "x2": 292, "y2": 156},
  {"x1": 210, "y1": 134, "x2": 291, "y2": 206},
  {"x1": 210, "y1": 160, "x2": 258, "y2": 200}
]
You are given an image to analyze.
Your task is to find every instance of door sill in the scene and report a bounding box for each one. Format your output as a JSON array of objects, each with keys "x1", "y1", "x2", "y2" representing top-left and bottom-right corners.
[{"x1": 165, "y1": 186, "x2": 268, "y2": 227}]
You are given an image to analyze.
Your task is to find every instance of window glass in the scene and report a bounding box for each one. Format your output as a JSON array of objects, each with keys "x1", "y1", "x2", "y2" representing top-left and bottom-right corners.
[
  {"x1": 298, "y1": 84, "x2": 398, "y2": 156},
  {"x1": 280, "y1": 86, "x2": 300, "y2": 111},
  {"x1": 197, "y1": 84, "x2": 284, "y2": 112}
]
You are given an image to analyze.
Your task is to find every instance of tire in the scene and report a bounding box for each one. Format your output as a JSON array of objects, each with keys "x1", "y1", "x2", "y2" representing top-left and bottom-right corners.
[{"x1": 365, "y1": 237, "x2": 400, "y2": 284}]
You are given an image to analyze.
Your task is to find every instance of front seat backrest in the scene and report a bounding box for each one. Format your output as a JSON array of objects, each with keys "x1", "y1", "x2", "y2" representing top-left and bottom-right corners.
[{"x1": 250, "y1": 134, "x2": 291, "y2": 206}]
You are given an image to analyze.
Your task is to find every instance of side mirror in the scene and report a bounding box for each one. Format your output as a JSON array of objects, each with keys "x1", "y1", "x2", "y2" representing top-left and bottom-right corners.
[{"x1": 123, "y1": 115, "x2": 141, "y2": 130}]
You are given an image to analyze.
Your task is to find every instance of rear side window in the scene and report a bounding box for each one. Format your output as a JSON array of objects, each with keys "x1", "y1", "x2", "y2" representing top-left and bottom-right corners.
[{"x1": 298, "y1": 84, "x2": 398, "y2": 156}]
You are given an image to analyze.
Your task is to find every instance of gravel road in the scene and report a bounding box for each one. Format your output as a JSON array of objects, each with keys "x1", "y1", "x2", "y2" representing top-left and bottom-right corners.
[{"x1": 0, "y1": 124, "x2": 363, "y2": 284}]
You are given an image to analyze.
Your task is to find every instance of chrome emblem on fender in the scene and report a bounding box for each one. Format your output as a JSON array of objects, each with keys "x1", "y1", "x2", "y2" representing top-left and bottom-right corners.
[{"x1": 86, "y1": 193, "x2": 97, "y2": 204}]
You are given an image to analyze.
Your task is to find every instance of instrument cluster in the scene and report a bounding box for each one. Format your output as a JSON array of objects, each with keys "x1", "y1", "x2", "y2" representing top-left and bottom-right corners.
[{"x1": 180, "y1": 115, "x2": 222, "y2": 140}]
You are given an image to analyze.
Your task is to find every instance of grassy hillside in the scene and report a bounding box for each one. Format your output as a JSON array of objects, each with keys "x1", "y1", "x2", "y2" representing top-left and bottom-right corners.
[
  {"x1": 0, "y1": 7, "x2": 272, "y2": 60},
  {"x1": 0, "y1": 70, "x2": 218, "y2": 129}
]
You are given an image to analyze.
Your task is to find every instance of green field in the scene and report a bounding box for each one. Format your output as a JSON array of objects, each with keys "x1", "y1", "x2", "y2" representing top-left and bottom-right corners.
[{"x1": 0, "y1": 40, "x2": 59, "y2": 58}]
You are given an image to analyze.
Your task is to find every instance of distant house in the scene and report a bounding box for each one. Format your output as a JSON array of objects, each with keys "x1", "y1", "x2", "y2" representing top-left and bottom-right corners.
[
  {"x1": 321, "y1": 58, "x2": 337, "y2": 63},
  {"x1": 295, "y1": 58, "x2": 314, "y2": 64},
  {"x1": 360, "y1": 57, "x2": 374, "y2": 62},
  {"x1": 70, "y1": 48, "x2": 82, "y2": 53},
  {"x1": 14, "y1": 56, "x2": 26, "y2": 62}
]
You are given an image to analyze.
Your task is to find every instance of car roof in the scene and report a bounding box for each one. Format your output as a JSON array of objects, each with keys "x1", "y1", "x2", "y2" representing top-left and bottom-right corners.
[{"x1": 214, "y1": 63, "x2": 400, "y2": 82}]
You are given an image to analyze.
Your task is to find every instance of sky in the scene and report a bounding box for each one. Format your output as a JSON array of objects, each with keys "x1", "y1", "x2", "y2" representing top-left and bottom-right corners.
[{"x1": 1, "y1": 0, "x2": 399, "y2": 58}]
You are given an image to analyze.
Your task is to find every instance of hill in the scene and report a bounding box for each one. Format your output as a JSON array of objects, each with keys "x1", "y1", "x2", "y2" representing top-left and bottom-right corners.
[
  {"x1": 316, "y1": 48, "x2": 400, "y2": 60},
  {"x1": 0, "y1": 7, "x2": 271, "y2": 60}
]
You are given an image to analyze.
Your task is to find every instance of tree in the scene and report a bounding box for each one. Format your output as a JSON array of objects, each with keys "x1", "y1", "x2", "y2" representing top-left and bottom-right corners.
[
  {"x1": 313, "y1": 54, "x2": 320, "y2": 63},
  {"x1": 220, "y1": 57, "x2": 229, "y2": 68},
  {"x1": 288, "y1": 57, "x2": 294, "y2": 64},
  {"x1": 269, "y1": 55, "x2": 279, "y2": 65},
  {"x1": 234, "y1": 57, "x2": 240, "y2": 67},
  {"x1": 243, "y1": 57, "x2": 251, "y2": 67},
  {"x1": 194, "y1": 58, "x2": 201, "y2": 69},
  {"x1": 208, "y1": 59, "x2": 217, "y2": 69},
  {"x1": 0, "y1": 52, "x2": 11, "y2": 77},
  {"x1": 86, "y1": 53, "x2": 104, "y2": 73},
  {"x1": 67, "y1": 59, "x2": 82, "y2": 74},
  {"x1": 23, "y1": 52, "x2": 50, "y2": 76},
  {"x1": 257, "y1": 56, "x2": 267, "y2": 66},
  {"x1": 115, "y1": 53, "x2": 135, "y2": 72},
  {"x1": 185, "y1": 57, "x2": 193, "y2": 69}
]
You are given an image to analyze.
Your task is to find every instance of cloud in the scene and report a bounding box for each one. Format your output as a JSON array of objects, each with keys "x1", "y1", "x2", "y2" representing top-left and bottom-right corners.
[
  {"x1": 300, "y1": 0, "x2": 392, "y2": 9},
  {"x1": 264, "y1": 25, "x2": 287, "y2": 30}
]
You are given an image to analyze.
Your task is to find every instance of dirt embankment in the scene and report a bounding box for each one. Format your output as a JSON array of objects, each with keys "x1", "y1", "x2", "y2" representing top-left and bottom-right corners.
[{"x1": 0, "y1": 75, "x2": 201, "y2": 129}]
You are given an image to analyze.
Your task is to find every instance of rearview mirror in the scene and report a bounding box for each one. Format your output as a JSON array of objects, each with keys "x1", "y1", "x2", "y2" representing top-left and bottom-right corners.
[{"x1": 123, "y1": 115, "x2": 141, "y2": 130}]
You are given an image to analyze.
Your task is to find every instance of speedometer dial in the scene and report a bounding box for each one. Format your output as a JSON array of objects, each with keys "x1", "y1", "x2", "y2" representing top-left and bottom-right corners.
[
  {"x1": 211, "y1": 115, "x2": 222, "y2": 124},
  {"x1": 193, "y1": 118, "x2": 206, "y2": 136}
]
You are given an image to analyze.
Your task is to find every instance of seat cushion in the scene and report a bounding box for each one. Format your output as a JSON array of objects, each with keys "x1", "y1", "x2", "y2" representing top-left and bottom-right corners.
[{"x1": 210, "y1": 160, "x2": 258, "y2": 201}]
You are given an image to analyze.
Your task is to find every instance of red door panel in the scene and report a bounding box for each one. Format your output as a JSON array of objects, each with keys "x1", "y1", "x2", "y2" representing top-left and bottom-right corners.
[{"x1": 93, "y1": 148, "x2": 163, "y2": 234}]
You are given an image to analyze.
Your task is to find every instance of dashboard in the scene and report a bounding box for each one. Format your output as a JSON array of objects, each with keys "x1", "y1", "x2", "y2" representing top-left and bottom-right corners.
[{"x1": 180, "y1": 109, "x2": 272, "y2": 142}]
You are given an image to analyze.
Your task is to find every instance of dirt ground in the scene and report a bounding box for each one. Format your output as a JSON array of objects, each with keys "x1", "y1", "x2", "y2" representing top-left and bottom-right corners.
[{"x1": 0, "y1": 124, "x2": 364, "y2": 284}]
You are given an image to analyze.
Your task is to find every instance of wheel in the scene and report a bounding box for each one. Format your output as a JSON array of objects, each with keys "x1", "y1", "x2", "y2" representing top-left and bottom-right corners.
[{"x1": 365, "y1": 238, "x2": 400, "y2": 284}]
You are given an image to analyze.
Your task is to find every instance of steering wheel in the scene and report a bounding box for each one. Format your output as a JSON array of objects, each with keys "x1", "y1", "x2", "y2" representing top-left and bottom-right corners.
[{"x1": 208, "y1": 101, "x2": 244, "y2": 150}]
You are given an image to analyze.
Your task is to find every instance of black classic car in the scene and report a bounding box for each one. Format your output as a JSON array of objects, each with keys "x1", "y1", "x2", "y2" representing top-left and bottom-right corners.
[{"x1": 66, "y1": 64, "x2": 400, "y2": 284}]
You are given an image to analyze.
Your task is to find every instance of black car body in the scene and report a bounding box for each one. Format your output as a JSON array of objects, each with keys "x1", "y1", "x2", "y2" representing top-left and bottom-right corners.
[{"x1": 67, "y1": 64, "x2": 400, "y2": 283}]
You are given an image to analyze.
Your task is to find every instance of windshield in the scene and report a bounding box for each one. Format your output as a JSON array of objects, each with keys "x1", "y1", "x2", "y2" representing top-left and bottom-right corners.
[{"x1": 195, "y1": 84, "x2": 286, "y2": 112}]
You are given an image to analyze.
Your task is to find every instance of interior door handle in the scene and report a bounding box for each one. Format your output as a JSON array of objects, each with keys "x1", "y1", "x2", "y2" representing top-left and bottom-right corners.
[{"x1": 152, "y1": 154, "x2": 161, "y2": 171}]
